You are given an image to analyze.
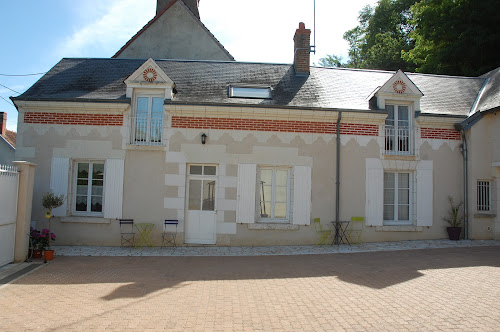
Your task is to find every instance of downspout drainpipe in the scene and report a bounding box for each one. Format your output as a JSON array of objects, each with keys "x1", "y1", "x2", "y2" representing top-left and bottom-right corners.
[
  {"x1": 461, "y1": 129, "x2": 469, "y2": 239},
  {"x1": 336, "y1": 112, "x2": 342, "y2": 224}
]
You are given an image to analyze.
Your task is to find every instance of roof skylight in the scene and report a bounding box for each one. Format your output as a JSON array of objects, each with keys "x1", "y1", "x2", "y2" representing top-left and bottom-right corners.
[{"x1": 229, "y1": 85, "x2": 272, "y2": 99}]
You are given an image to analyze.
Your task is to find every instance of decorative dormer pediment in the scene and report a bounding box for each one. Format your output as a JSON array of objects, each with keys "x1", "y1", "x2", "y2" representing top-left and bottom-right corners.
[
  {"x1": 375, "y1": 70, "x2": 423, "y2": 110},
  {"x1": 124, "y1": 58, "x2": 174, "y2": 99}
]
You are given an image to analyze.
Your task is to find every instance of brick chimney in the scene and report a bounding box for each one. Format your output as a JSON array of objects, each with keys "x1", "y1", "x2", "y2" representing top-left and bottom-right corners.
[
  {"x1": 293, "y1": 22, "x2": 311, "y2": 76},
  {"x1": 0, "y1": 112, "x2": 6, "y2": 136},
  {"x1": 157, "y1": 0, "x2": 200, "y2": 19}
]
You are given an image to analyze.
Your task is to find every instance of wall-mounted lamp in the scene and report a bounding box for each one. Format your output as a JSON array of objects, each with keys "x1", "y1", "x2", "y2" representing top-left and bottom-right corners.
[{"x1": 201, "y1": 133, "x2": 207, "y2": 145}]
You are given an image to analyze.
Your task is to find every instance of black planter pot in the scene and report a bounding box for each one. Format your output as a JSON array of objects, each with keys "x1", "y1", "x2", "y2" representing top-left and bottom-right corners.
[{"x1": 447, "y1": 227, "x2": 462, "y2": 240}]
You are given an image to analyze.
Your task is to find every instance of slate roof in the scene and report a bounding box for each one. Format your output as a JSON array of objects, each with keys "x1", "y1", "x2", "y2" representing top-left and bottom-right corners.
[
  {"x1": 477, "y1": 67, "x2": 500, "y2": 113},
  {"x1": 15, "y1": 58, "x2": 493, "y2": 117}
]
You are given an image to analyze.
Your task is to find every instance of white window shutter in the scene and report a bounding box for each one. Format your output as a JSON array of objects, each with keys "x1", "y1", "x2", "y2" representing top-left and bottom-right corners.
[
  {"x1": 236, "y1": 164, "x2": 256, "y2": 224},
  {"x1": 50, "y1": 157, "x2": 69, "y2": 217},
  {"x1": 292, "y1": 165, "x2": 312, "y2": 225},
  {"x1": 365, "y1": 158, "x2": 384, "y2": 226},
  {"x1": 104, "y1": 159, "x2": 125, "y2": 219},
  {"x1": 416, "y1": 160, "x2": 433, "y2": 226}
]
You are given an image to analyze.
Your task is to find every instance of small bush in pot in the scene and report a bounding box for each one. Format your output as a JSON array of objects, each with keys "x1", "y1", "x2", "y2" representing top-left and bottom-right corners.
[
  {"x1": 41, "y1": 192, "x2": 64, "y2": 260},
  {"x1": 443, "y1": 196, "x2": 464, "y2": 240}
]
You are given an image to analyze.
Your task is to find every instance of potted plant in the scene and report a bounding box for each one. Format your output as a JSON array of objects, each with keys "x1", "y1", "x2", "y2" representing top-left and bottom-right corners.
[
  {"x1": 29, "y1": 226, "x2": 43, "y2": 259},
  {"x1": 41, "y1": 192, "x2": 64, "y2": 261},
  {"x1": 443, "y1": 196, "x2": 464, "y2": 240}
]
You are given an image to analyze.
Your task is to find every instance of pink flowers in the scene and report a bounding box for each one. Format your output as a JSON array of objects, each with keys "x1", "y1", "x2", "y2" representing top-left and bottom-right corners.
[{"x1": 30, "y1": 227, "x2": 56, "y2": 250}]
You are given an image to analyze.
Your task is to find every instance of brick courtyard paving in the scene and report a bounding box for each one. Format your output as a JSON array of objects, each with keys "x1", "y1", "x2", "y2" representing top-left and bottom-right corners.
[{"x1": 1, "y1": 246, "x2": 499, "y2": 331}]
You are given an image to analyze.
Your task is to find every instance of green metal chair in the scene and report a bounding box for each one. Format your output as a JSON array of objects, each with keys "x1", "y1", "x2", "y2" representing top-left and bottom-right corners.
[
  {"x1": 314, "y1": 218, "x2": 332, "y2": 245},
  {"x1": 346, "y1": 217, "x2": 364, "y2": 244}
]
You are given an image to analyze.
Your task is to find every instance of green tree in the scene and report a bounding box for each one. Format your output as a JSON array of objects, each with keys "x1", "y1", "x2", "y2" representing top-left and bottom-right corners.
[
  {"x1": 403, "y1": 0, "x2": 500, "y2": 76},
  {"x1": 318, "y1": 55, "x2": 345, "y2": 68}
]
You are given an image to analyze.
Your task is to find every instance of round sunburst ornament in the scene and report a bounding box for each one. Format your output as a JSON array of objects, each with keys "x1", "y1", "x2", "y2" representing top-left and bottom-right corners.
[
  {"x1": 143, "y1": 68, "x2": 158, "y2": 82},
  {"x1": 392, "y1": 79, "x2": 406, "y2": 94}
]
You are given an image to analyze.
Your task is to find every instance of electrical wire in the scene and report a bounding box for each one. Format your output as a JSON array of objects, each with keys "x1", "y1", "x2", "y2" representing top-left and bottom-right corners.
[
  {"x1": 0, "y1": 72, "x2": 46, "y2": 76},
  {"x1": 0, "y1": 95, "x2": 15, "y2": 106},
  {"x1": 0, "y1": 83, "x2": 21, "y2": 95}
]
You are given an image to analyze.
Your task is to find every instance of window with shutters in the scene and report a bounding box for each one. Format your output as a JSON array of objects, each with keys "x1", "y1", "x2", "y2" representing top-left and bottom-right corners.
[
  {"x1": 73, "y1": 161, "x2": 105, "y2": 216},
  {"x1": 383, "y1": 172, "x2": 412, "y2": 225},
  {"x1": 258, "y1": 167, "x2": 290, "y2": 222}
]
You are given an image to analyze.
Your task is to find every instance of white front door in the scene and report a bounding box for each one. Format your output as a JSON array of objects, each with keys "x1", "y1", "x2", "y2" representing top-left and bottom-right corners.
[{"x1": 185, "y1": 165, "x2": 217, "y2": 244}]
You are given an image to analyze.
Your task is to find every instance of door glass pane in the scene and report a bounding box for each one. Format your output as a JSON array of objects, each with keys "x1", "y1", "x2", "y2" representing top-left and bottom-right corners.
[
  {"x1": 398, "y1": 205, "x2": 409, "y2": 220},
  {"x1": 135, "y1": 97, "x2": 149, "y2": 142},
  {"x1": 150, "y1": 98, "x2": 163, "y2": 143},
  {"x1": 190, "y1": 165, "x2": 202, "y2": 175},
  {"x1": 384, "y1": 205, "x2": 394, "y2": 220},
  {"x1": 276, "y1": 170, "x2": 288, "y2": 186},
  {"x1": 260, "y1": 186, "x2": 272, "y2": 204},
  {"x1": 260, "y1": 169, "x2": 272, "y2": 185},
  {"x1": 188, "y1": 179, "x2": 201, "y2": 210},
  {"x1": 204, "y1": 166, "x2": 216, "y2": 175},
  {"x1": 78, "y1": 163, "x2": 89, "y2": 179},
  {"x1": 275, "y1": 187, "x2": 287, "y2": 203},
  {"x1": 76, "y1": 196, "x2": 87, "y2": 211},
  {"x1": 398, "y1": 173, "x2": 409, "y2": 188},
  {"x1": 91, "y1": 196, "x2": 103, "y2": 212},
  {"x1": 260, "y1": 201, "x2": 270, "y2": 218},
  {"x1": 398, "y1": 106, "x2": 409, "y2": 126},
  {"x1": 274, "y1": 203, "x2": 287, "y2": 219},
  {"x1": 384, "y1": 173, "x2": 394, "y2": 188},
  {"x1": 202, "y1": 180, "x2": 216, "y2": 211},
  {"x1": 385, "y1": 105, "x2": 394, "y2": 126}
]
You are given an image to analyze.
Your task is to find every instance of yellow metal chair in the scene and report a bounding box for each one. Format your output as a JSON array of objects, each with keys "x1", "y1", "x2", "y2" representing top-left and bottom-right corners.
[
  {"x1": 346, "y1": 217, "x2": 364, "y2": 244},
  {"x1": 314, "y1": 218, "x2": 332, "y2": 245}
]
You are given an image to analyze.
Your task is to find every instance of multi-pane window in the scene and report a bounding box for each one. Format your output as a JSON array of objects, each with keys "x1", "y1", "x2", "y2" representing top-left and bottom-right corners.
[
  {"x1": 477, "y1": 180, "x2": 491, "y2": 212},
  {"x1": 385, "y1": 105, "x2": 411, "y2": 154},
  {"x1": 188, "y1": 165, "x2": 217, "y2": 211},
  {"x1": 259, "y1": 167, "x2": 290, "y2": 221},
  {"x1": 132, "y1": 96, "x2": 163, "y2": 145},
  {"x1": 75, "y1": 162, "x2": 104, "y2": 214},
  {"x1": 384, "y1": 172, "x2": 411, "y2": 224}
]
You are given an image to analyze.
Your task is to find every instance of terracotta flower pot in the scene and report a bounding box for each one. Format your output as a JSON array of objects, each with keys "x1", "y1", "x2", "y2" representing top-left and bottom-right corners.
[
  {"x1": 44, "y1": 250, "x2": 55, "y2": 261},
  {"x1": 446, "y1": 227, "x2": 462, "y2": 240},
  {"x1": 33, "y1": 250, "x2": 43, "y2": 259}
]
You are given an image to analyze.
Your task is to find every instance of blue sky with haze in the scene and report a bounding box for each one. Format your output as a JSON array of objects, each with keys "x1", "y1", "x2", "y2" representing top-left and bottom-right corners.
[{"x1": 0, "y1": 0, "x2": 376, "y2": 132}]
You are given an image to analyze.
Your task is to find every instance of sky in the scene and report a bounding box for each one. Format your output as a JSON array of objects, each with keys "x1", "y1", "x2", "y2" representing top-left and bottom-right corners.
[{"x1": 0, "y1": 0, "x2": 377, "y2": 132}]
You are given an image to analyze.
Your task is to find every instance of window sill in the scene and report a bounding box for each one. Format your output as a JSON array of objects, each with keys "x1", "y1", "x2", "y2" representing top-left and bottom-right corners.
[
  {"x1": 126, "y1": 144, "x2": 165, "y2": 151},
  {"x1": 376, "y1": 225, "x2": 423, "y2": 232},
  {"x1": 383, "y1": 154, "x2": 416, "y2": 161},
  {"x1": 474, "y1": 213, "x2": 496, "y2": 219},
  {"x1": 61, "y1": 216, "x2": 111, "y2": 224},
  {"x1": 248, "y1": 223, "x2": 299, "y2": 231}
]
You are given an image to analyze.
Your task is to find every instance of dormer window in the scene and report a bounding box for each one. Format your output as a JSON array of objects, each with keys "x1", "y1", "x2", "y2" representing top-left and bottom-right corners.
[
  {"x1": 132, "y1": 95, "x2": 164, "y2": 145},
  {"x1": 385, "y1": 104, "x2": 412, "y2": 155},
  {"x1": 229, "y1": 85, "x2": 272, "y2": 99}
]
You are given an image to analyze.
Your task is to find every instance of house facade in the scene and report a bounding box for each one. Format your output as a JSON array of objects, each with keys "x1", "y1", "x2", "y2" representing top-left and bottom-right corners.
[
  {"x1": 12, "y1": 3, "x2": 500, "y2": 246},
  {"x1": 0, "y1": 112, "x2": 16, "y2": 165}
]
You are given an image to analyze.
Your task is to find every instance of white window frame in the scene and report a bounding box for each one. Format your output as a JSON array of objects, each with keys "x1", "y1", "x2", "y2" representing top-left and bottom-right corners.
[
  {"x1": 257, "y1": 166, "x2": 291, "y2": 223},
  {"x1": 131, "y1": 94, "x2": 164, "y2": 145},
  {"x1": 477, "y1": 180, "x2": 491, "y2": 212},
  {"x1": 73, "y1": 160, "x2": 105, "y2": 216},
  {"x1": 383, "y1": 171, "x2": 413, "y2": 225},
  {"x1": 385, "y1": 104, "x2": 413, "y2": 155}
]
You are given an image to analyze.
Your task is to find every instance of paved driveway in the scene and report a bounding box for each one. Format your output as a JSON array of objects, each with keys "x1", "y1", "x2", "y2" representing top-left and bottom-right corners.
[{"x1": 1, "y1": 246, "x2": 499, "y2": 331}]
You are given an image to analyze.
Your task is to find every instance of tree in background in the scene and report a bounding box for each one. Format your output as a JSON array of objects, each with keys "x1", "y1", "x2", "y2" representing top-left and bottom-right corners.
[
  {"x1": 402, "y1": 0, "x2": 500, "y2": 76},
  {"x1": 320, "y1": 0, "x2": 499, "y2": 76}
]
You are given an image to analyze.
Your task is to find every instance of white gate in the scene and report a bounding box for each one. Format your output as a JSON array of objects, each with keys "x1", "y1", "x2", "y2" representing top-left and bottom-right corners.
[{"x1": 0, "y1": 164, "x2": 19, "y2": 266}]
